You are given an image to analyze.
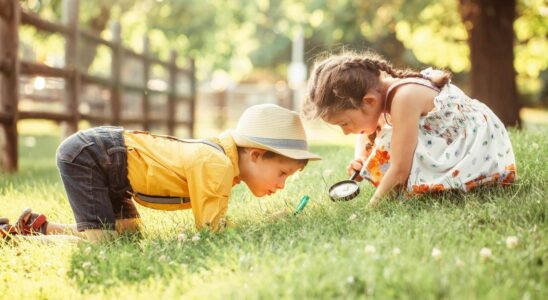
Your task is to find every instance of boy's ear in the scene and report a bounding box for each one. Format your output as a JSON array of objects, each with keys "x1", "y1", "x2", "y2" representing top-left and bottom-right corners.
[{"x1": 249, "y1": 148, "x2": 267, "y2": 162}]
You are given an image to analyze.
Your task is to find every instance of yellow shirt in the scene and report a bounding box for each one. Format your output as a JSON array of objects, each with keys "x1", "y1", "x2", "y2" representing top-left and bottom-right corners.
[{"x1": 123, "y1": 130, "x2": 240, "y2": 231}]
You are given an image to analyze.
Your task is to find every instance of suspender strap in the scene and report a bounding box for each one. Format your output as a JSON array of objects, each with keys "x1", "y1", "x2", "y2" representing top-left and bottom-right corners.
[
  {"x1": 134, "y1": 138, "x2": 225, "y2": 205},
  {"x1": 178, "y1": 138, "x2": 226, "y2": 154},
  {"x1": 382, "y1": 78, "x2": 441, "y2": 126}
]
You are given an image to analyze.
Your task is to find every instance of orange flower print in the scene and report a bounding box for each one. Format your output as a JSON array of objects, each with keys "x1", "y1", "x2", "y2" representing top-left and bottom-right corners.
[
  {"x1": 431, "y1": 184, "x2": 445, "y2": 192},
  {"x1": 364, "y1": 146, "x2": 391, "y2": 187},
  {"x1": 465, "y1": 180, "x2": 477, "y2": 191},
  {"x1": 412, "y1": 184, "x2": 430, "y2": 194},
  {"x1": 501, "y1": 171, "x2": 515, "y2": 185},
  {"x1": 505, "y1": 164, "x2": 516, "y2": 172},
  {"x1": 452, "y1": 170, "x2": 460, "y2": 177}
]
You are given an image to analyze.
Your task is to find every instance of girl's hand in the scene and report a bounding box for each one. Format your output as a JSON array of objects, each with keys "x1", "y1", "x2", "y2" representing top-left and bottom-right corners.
[
  {"x1": 346, "y1": 157, "x2": 365, "y2": 182},
  {"x1": 366, "y1": 196, "x2": 382, "y2": 209}
]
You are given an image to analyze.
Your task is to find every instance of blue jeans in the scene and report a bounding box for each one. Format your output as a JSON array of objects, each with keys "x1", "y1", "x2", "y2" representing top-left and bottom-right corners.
[{"x1": 56, "y1": 126, "x2": 139, "y2": 231}]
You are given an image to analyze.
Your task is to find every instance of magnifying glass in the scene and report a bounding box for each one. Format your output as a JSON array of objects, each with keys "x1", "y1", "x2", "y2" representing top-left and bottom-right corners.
[{"x1": 328, "y1": 170, "x2": 360, "y2": 201}]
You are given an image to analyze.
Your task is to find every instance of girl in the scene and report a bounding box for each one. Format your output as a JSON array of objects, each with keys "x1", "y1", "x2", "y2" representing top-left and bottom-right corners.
[{"x1": 303, "y1": 51, "x2": 516, "y2": 207}]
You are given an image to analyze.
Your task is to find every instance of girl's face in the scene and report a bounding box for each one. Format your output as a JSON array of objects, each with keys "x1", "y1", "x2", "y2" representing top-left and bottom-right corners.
[
  {"x1": 240, "y1": 150, "x2": 304, "y2": 197},
  {"x1": 324, "y1": 96, "x2": 384, "y2": 135}
]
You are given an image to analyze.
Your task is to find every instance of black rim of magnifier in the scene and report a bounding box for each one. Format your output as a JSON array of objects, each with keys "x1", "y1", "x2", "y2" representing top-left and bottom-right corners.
[{"x1": 328, "y1": 170, "x2": 360, "y2": 202}]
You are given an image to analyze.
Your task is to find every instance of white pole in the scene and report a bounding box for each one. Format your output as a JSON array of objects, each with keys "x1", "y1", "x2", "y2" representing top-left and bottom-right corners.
[{"x1": 288, "y1": 26, "x2": 307, "y2": 110}]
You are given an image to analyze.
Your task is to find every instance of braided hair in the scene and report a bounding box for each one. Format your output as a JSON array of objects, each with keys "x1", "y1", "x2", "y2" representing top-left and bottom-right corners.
[{"x1": 303, "y1": 51, "x2": 451, "y2": 121}]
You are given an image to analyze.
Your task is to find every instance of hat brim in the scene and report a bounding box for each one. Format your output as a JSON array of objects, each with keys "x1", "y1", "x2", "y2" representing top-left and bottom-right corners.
[{"x1": 229, "y1": 131, "x2": 321, "y2": 161}]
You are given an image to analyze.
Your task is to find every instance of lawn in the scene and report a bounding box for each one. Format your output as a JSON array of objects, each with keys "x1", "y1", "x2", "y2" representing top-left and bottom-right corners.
[{"x1": 0, "y1": 124, "x2": 546, "y2": 299}]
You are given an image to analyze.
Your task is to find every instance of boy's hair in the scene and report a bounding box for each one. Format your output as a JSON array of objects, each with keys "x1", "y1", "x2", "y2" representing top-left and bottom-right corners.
[
  {"x1": 302, "y1": 50, "x2": 451, "y2": 121},
  {"x1": 237, "y1": 147, "x2": 309, "y2": 168}
]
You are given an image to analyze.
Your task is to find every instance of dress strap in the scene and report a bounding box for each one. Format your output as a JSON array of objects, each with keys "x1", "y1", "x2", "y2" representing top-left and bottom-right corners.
[{"x1": 382, "y1": 78, "x2": 441, "y2": 126}]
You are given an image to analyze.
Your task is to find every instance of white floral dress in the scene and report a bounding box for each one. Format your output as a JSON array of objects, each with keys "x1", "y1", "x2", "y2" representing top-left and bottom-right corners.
[{"x1": 360, "y1": 69, "x2": 517, "y2": 194}]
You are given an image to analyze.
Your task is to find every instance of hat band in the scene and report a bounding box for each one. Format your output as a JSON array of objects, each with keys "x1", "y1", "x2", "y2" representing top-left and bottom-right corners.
[{"x1": 245, "y1": 135, "x2": 308, "y2": 150}]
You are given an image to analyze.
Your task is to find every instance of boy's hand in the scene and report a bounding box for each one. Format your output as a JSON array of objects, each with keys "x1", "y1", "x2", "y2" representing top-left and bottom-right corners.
[
  {"x1": 346, "y1": 157, "x2": 365, "y2": 182},
  {"x1": 273, "y1": 210, "x2": 290, "y2": 219},
  {"x1": 266, "y1": 209, "x2": 290, "y2": 221}
]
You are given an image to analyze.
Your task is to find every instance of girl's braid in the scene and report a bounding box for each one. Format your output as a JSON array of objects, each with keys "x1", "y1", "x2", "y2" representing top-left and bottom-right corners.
[{"x1": 341, "y1": 56, "x2": 450, "y2": 89}]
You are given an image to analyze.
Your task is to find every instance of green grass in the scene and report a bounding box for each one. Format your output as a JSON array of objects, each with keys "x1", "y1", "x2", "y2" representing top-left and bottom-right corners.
[{"x1": 1, "y1": 128, "x2": 547, "y2": 299}]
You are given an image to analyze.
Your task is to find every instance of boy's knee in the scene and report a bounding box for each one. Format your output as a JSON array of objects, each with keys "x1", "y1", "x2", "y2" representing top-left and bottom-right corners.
[
  {"x1": 83, "y1": 229, "x2": 118, "y2": 242},
  {"x1": 115, "y1": 218, "x2": 142, "y2": 234}
]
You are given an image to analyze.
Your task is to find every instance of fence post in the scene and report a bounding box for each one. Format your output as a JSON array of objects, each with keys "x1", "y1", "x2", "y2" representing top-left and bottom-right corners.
[
  {"x1": 110, "y1": 22, "x2": 122, "y2": 126},
  {"x1": 0, "y1": 0, "x2": 20, "y2": 172},
  {"x1": 142, "y1": 36, "x2": 150, "y2": 131},
  {"x1": 62, "y1": 0, "x2": 80, "y2": 136},
  {"x1": 167, "y1": 50, "x2": 177, "y2": 136},
  {"x1": 188, "y1": 58, "x2": 196, "y2": 138}
]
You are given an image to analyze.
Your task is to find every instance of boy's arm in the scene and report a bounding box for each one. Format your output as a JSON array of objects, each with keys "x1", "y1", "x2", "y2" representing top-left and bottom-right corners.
[{"x1": 186, "y1": 160, "x2": 234, "y2": 232}]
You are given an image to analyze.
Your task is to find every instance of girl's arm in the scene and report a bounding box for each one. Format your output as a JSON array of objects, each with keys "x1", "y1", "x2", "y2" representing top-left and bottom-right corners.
[
  {"x1": 368, "y1": 85, "x2": 426, "y2": 207},
  {"x1": 354, "y1": 134, "x2": 369, "y2": 159}
]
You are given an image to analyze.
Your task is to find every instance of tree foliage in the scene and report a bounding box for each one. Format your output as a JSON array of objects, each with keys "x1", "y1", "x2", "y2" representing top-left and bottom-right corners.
[{"x1": 18, "y1": 0, "x2": 547, "y2": 103}]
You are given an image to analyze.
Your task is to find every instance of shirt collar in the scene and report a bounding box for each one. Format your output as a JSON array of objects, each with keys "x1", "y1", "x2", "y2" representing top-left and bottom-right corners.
[{"x1": 213, "y1": 132, "x2": 240, "y2": 185}]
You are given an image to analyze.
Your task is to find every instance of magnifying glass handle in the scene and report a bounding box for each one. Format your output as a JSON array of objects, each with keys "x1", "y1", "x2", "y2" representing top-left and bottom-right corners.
[{"x1": 349, "y1": 170, "x2": 359, "y2": 181}]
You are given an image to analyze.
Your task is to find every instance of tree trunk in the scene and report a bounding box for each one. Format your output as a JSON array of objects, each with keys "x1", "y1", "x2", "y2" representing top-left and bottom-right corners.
[
  {"x1": 459, "y1": 0, "x2": 521, "y2": 127},
  {"x1": 79, "y1": 6, "x2": 110, "y2": 71}
]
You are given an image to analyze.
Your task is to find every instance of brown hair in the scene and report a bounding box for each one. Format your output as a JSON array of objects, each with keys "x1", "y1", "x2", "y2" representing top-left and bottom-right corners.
[
  {"x1": 302, "y1": 50, "x2": 451, "y2": 121},
  {"x1": 237, "y1": 147, "x2": 309, "y2": 168}
]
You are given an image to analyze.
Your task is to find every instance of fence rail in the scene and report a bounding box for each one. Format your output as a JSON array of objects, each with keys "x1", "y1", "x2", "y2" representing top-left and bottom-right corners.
[{"x1": 0, "y1": 0, "x2": 197, "y2": 172}]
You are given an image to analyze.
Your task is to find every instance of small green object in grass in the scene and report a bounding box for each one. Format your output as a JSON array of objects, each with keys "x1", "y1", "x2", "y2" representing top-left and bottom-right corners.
[{"x1": 294, "y1": 195, "x2": 310, "y2": 215}]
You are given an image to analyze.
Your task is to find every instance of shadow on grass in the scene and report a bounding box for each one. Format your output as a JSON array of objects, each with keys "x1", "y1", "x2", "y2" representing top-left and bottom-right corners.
[{"x1": 65, "y1": 175, "x2": 544, "y2": 293}]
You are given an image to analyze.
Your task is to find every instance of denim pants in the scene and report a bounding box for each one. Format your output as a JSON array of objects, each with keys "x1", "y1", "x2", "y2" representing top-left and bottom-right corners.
[{"x1": 56, "y1": 126, "x2": 139, "y2": 231}]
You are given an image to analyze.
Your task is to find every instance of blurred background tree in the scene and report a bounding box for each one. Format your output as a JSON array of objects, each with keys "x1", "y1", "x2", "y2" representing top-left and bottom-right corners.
[{"x1": 19, "y1": 0, "x2": 547, "y2": 126}]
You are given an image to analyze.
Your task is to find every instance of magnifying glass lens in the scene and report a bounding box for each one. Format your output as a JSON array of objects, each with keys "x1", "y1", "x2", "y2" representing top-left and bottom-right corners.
[{"x1": 329, "y1": 182, "x2": 359, "y2": 199}]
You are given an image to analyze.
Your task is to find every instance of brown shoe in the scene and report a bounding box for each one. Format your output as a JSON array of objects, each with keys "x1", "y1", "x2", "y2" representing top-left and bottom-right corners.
[
  {"x1": 1, "y1": 217, "x2": 17, "y2": 239},
  {"x1": 15, "y1": 208, "x2": 48, "y2": 235}
]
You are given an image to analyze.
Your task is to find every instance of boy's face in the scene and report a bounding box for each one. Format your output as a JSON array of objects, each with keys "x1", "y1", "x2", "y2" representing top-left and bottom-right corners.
[{"x1": 241, "y1": 149, "x2": 304, "y2": 197}]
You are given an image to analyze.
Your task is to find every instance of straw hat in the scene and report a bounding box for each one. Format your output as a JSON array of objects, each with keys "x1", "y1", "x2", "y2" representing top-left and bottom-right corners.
[{"x1": 229, "y1": 104, "x2": 321, "y2": 160}]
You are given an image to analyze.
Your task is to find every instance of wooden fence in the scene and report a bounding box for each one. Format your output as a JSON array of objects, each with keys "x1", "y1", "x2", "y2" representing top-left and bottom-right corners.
[{"x1": 0, "y1": 0, "x2": 196, "y2": 172}]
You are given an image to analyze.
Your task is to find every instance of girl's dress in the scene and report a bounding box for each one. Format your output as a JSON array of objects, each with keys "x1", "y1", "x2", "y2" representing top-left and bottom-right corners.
[{"x1": 360, "y1": 68, "x2": 516, "y2": 194}]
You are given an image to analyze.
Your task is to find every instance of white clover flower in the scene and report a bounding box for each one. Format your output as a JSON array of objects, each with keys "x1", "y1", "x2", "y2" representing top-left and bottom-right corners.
[
  {"x1": 84, "y1": 246, "x2": 92, "y2": 255},
  {"x1": 479, "y1": 247, "x2": 492, "y2": 261},
  {"x1": 191, "y1": 234, "x2": 201, "y2": 242},
  {"x1": 348, "y1": 213, "x2": 358, "y2": 221},
  {"x1": 82, "y1": 261, "x2": 92, "y2": 268},
  {"x1": 506, "y1": 236, "x2": 519, "y2": 249},
  {"x1": 431, "y1": 248, "x2": 442, "y2": 261},
  {"x1": 177, "y1": 233, "x2": 188, "y2": 242},
  {"x1": 365, "y1": 245, "x2": 376, "y2": 254},
  {"x1": 346, "y1": 276, "x2": 355, "y2": 284},
  {"x1": 323, "y1": 169, "x2": 334, "y2": 178},
  {"x1": 392, "y1": 247, "x2": 401, "y2": 255},
  {"x1": 159, "y1": 255, "x2": 167, "y2": 262}
]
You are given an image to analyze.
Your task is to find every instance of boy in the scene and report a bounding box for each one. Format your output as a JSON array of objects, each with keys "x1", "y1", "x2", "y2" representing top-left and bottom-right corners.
[{"x1": 3, "y1": 104, "x2": 320, "y2": 242}]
